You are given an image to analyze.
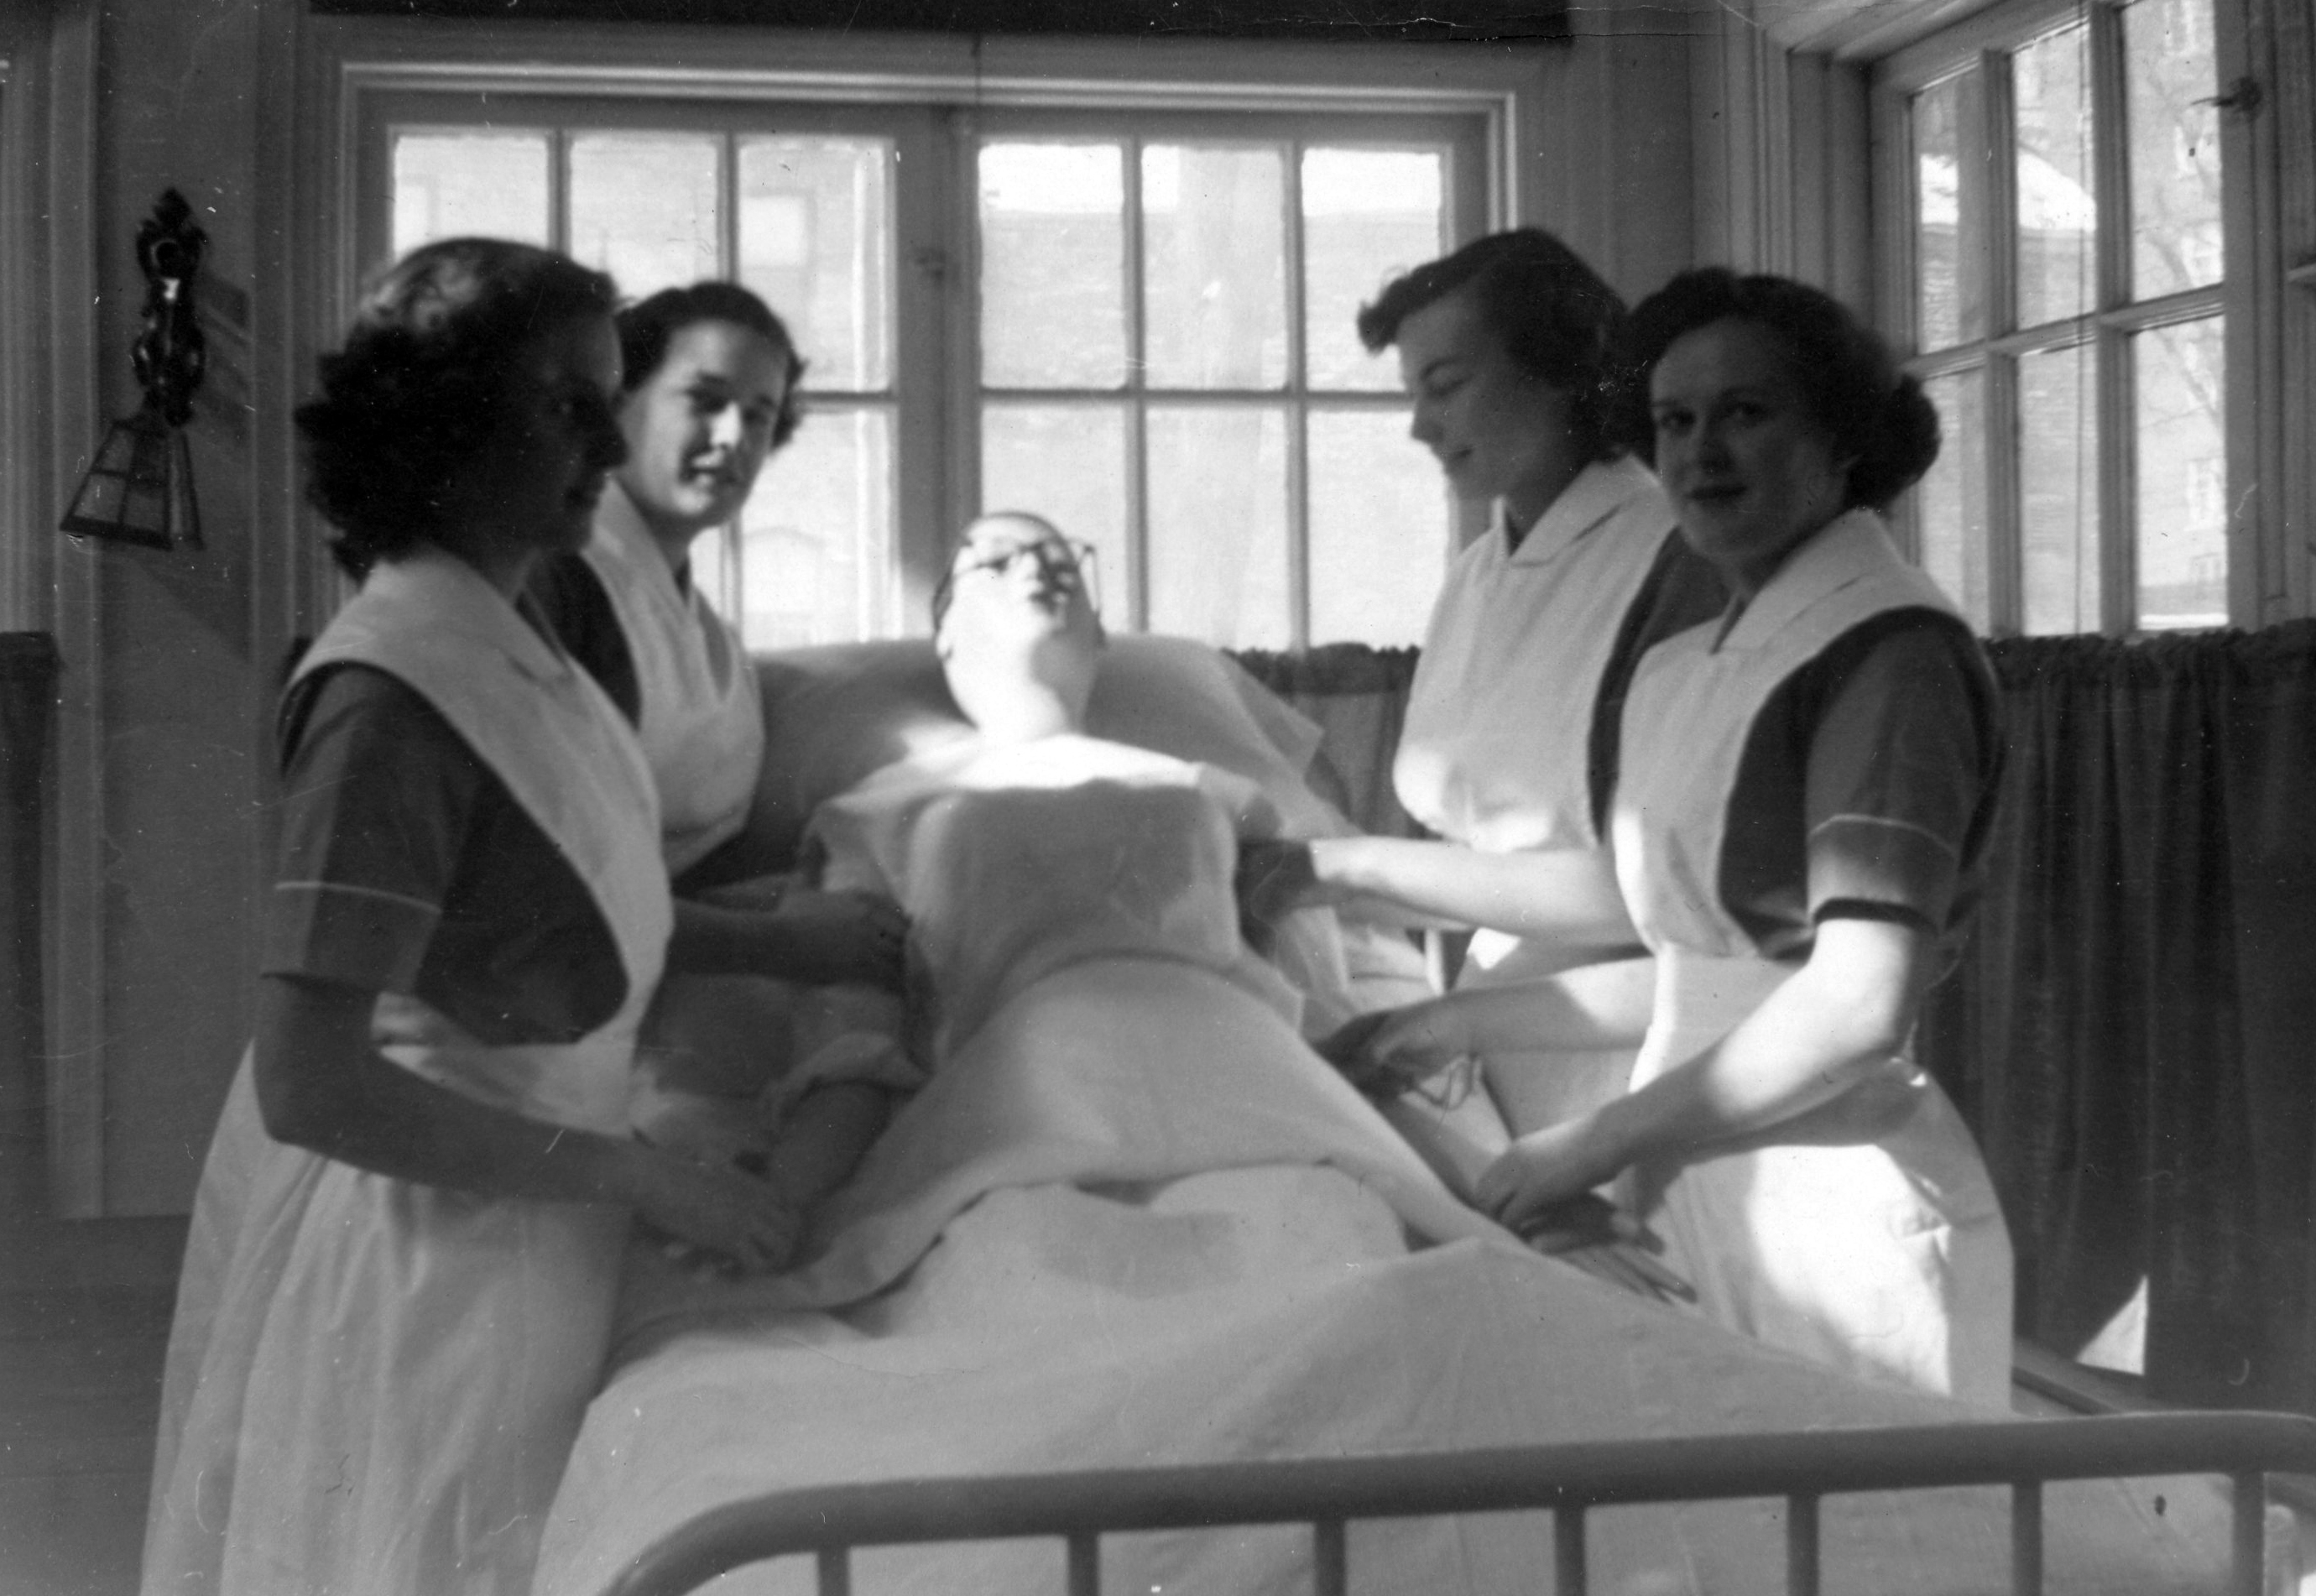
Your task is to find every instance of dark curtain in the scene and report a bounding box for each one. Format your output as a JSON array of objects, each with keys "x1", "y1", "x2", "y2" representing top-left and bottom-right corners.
[
  {"x1": 1918, "y1": 623, "x2": 2316, "y2": 1413},
  {"x1": 1230, "y1": 644, "x2": 1424, "y2": 840},
  {"x1": 0, "y1": 634, "x2": 60, "y2": 1190}
]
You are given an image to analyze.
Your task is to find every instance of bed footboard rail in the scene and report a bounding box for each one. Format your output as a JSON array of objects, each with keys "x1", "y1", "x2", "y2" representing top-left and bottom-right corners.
[{"x1": 604, "y1": 1410, "x2": 2316, "y2": 1596}]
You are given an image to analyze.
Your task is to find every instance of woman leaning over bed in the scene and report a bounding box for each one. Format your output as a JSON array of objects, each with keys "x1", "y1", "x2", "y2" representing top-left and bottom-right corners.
[
  {"x1": 1345, "y1": 270, "x2": 2015, "y2": 1406},
  {"x1": 140, "y1": 240, "x2": 884, "y2": 1596},
  {"x1": 1242, "y1": 230, "x2": 1724, "y2": 1149}
]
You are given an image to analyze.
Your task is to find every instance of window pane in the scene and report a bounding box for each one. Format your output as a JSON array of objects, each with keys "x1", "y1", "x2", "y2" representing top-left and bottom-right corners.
[
  {"x1": 392, "y1": 133, "x2": 549, "y2": 256},
  {"x1": 734, "y1": 407, "x2": 895, "y2": 648},
  {"x1": 569, "y1": 133, "x2": 720, "y2": 299},
  {"x1": 1307, "y1": 409, "x2": 1449, "y2": 645},
  {"x1": 1916, "y1": 369, "x2": 1991, "y2": 631},
  {"x1": 981, "y1": 404, "x2": 1129, "y2": 623},
  {"x1": 2013, "y1": 25, "x2": 2098, "y2": 328},
  {"x1": 1146, "y1": 406, "x2": 1289, "y2": 648},
  {"x1": 2134, "y1": 317, "x2": 2227, "y2": 629},
  {"x1": 738, "y1": 138, "x2": 892, "y2": 394},
  {"x1": 1303, "y1": 149, "x2": 1444, "y2": 391},
  {"x1": 2125, "y1": 0, "x2": 2224, "y2": 297},
  {"x1": 2018, "y1": 342, "x2": 2102, "y2": 634},
  {"x1": 1142, "y1": 145, "x2": 1286, "y2": 389},
  {"x1": 1912, "y1": 79, "x2": 1975, "y2": 352},
  {"x1": 980, "y1": 143, "x2": 1127, "y2": 389}
]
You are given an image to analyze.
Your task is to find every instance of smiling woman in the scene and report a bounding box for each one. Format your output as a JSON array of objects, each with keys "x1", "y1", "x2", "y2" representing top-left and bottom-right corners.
[
  {"x1": 1454, "y1": 266, "x2": 2012, "y2": 1401},
  {"x1": 1241, "y1": 230, "x2": 1724, "y2": 1171},
  {"x1": 139, "y1": 237, "x2": 827, "y2": 1596},
  {"x1": 529, "y1": 281, "x2": 806, "y2": 878}
]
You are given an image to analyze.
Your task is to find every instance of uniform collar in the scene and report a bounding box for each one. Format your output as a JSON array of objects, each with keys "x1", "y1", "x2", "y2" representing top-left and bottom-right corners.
[
  {"x1": 1711, "y1": 508, "x2": 1900, "y2": 653},
  {"x1": 593, "y1": 479, "x2": 693, "y2": 606},
  {"x1": 363, "y1": 545, "x2": 577, "y2": 687},
  {"x1": 1497, "y1": 455, "x2": 1667, "y2": 567}
]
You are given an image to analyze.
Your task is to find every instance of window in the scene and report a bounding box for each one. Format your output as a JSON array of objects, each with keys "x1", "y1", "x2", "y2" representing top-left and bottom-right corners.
[
  {"x1": 367, "y1": 74, "x2": 1488, "y2": 649},
  {"x1": 1875, "y1": 0, "x2": 2233, "y2": 634}
]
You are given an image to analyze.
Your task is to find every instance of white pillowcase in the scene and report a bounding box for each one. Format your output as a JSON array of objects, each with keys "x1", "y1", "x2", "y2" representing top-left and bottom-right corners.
[{"x1": 725, "y1": 634, "x2": 1340, "y2": 873}]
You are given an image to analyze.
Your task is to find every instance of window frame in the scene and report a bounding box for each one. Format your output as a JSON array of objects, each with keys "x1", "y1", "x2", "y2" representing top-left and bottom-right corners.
[
  {"x1": 1869, "y1": 0, "x2": 2258, "y2": 635},
  {"x1": 313, "y1": 17, "x2": 1531, "y2": 640},
  {"x1": 962, "y1": 105, "x2": 1487, "y2": 644}
]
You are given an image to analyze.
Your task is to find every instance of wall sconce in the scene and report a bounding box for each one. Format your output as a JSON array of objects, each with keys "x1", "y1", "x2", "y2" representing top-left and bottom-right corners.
[{"x1": 60, "y1": 190, "x2": 208, "y2": 552}]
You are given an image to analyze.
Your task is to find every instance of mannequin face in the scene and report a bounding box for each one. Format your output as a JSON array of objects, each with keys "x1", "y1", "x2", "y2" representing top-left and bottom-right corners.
[
  {"x1": 613, "y1": 318, "x2": 790, "y2": 544},
  {"x1": 1647, "y1": 316, "x2": 1852, "y2": 596},
  {"x1": 934, "y1": 513, "x2": 1103, "y2": 738},
  {"x1": 1395, "y1": 285, "x2": 1586, "y2": 533}
]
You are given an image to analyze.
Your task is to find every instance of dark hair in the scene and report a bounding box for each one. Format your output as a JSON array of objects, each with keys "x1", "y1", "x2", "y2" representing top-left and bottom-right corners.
[
  {"x1": 1616, "y1": 269, "x2": 1940, "y2": 512},
  {"x1": 1355, "y1": 228, "x2": 1627, "y2": 462},
  {"x1": 296, "y1": 237, "x2": 619, "y2": 578},
  {"x1": 618, "y1": 281, "x2": 806, "y2": 450}
]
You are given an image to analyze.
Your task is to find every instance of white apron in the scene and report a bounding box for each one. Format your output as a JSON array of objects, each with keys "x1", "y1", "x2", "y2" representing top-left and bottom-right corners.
[
  {"x1": 1394, "y1": 457, "x2": 1675, "y2": 1133},
  {"x1": 1611, "y1": 510, "x2": 2013, "y2": 1408},
  {"x1": 585, "y1": 480, "x2": 765, "y2": 876},
  {"x1": 142, "y1": 550, "x2": 673, "y2": 1596}
]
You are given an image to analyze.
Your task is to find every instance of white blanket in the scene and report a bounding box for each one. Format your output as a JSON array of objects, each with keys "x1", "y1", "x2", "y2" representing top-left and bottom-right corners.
[
  {"x1": 543, "y1": 969, "x2": 2232, "y2": 1596},
  {"x1": 540, "y1": 738, "x2": 2235, "y2": 1594}
]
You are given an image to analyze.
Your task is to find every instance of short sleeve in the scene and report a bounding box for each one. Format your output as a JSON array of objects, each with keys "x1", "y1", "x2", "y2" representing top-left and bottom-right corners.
[
  {"x1": 264, "y1": 664, "x2": 472, "y2": 992},
  {"x1": 1798, "y1": 615, "x2": 1997, "y2": 933}
]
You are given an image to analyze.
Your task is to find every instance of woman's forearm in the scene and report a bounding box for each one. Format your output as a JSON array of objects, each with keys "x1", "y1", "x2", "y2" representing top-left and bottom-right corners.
[
  {"x1": 669, "y1": 893, "x2": 907, "y2": 988},
  {"x1": 1589, "y1": 917, "x2": 1931, "y2": 1168},
  {"x1": 1309, "y1": 836, "x2": 1641, "y2": 952},
  {"x1": 254, "y1": 973, "x2": 803, "y2": 1271},
  {"x1": 253, "y1": 973, "x2": 655, "y2": 1207}
]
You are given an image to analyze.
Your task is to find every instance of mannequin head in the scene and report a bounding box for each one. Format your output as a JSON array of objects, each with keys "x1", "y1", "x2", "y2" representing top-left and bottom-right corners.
[{"x1": 931, "y1": 511, "x2": 1105, "y2": 744}]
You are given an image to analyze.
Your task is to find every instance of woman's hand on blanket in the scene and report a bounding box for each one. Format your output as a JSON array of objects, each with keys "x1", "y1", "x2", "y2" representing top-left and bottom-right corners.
[
  {"x1": 758, "y1": 889, "x2": 910, "y2": 990},
  {"x1": 625, "y1": 1140, "x2": 804, "y2": 1275},
  {"x1": 1475, "y1": 1117, "x2": 1629, "y2": 1232},
  {"x1": 1506, "y1": 1192, "x2": 1697, "y2": 1307},
  {"x1": 1317, "y1": 1000, "x2": 1477, "y2": 1103}
]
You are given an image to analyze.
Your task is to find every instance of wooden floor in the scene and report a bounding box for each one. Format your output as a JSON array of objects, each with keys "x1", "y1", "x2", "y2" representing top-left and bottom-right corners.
[
  {"x1": 0, "y1": 1213, "x2": 183, "y2": 1596},
  {"x1": 0, "y1": 1080, "x2": 184, "y2": 1596}
]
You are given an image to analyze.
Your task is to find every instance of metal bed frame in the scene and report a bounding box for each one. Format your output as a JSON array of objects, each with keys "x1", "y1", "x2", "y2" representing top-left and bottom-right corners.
[{"x1": 605, "y1": 1409, "x2": 2316, "y2": 1596}]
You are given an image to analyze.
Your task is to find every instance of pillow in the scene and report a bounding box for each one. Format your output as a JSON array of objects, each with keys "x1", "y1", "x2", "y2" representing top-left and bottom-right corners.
[{"x1": 720, "y1": 634, "x2": 1341, "y2": 873}]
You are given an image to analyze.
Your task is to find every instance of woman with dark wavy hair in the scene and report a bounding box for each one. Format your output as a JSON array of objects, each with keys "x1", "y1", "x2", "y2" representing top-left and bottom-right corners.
[
  {"x1": 1348, "y1": 269, "x2": 2015, "y2": 1404},
  {"x1": 1244, "y1": 230, "x2": 1724, "y2": 1196},
  {"x1": 531, "y1": 280, "x2": 816, "y2": 882},
  {"x1": 142, "y1": 238, "x2": 896, "y2": 1596}
]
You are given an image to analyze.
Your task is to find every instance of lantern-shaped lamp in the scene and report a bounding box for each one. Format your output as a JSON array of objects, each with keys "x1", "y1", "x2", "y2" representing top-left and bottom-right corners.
[{"x1": 60, "y1": 190, "x2": 208, "y2": 551}]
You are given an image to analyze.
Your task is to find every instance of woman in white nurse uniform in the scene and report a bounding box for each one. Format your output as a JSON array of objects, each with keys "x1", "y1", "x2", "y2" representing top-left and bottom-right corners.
[
  {"x1": 142, "y1": 242, "x2": 893, "y2": 1596},
  {"x1": 1374, "y1": 269, "x2": 2013, "y2": 1404},
  {"x1": 531, "y1": 281, "x2": 793, "y2": 881},
  {"x1": 1245, "y1": 231, "x2": 1723, "y2": 1158}
]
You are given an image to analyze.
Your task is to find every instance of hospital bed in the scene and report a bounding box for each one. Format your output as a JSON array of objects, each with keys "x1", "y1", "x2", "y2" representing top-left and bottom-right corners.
[
  {"x1": 605, "y1": 1411, "x2": 2316, "y2": 1596},
  {"x1": 537, "y1": 638, "x2": 2316, "y2": 1596}
]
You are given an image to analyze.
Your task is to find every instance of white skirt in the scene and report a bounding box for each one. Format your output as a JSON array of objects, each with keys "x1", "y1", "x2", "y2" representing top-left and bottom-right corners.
[{"x1": 142, "y1": 1089, "x2": 629, "y2": 1596}]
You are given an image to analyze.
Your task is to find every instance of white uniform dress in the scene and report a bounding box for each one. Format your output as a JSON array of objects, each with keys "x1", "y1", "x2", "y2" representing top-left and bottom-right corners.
[
  {"x1": 140, "y1": 551, "x2": 673, "y2": 1595},
  {"x1": 1395, "y1": 456, "x2": 1691, "y2": 1133},
  {"x1": 584, "y1": 480, "x2": 765, "y2": 875},
  {"x1": 1611, "y1": 510, "x2": 2014, "y2": 1406}
]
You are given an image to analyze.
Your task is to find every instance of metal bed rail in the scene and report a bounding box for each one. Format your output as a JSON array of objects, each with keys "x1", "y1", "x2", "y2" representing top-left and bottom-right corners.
[{"x1": 604, "y1": 1410, "x2": 2316, "y2": 1596}]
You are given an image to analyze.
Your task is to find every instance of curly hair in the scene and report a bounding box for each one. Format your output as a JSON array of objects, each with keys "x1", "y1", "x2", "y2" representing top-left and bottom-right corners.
[
  {"x1": 296, "y1": 238, "x2": 620, "y2": 578},
  {"x1": 1615, "y1": 269, "x2": 1941, "y2": 513},
  {"x1": 1355, "y1": 228, "x2": 1628, "y2": 462},
  {"x1": 617, "y1": 281, "x2": 806, "y2": 451}
]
